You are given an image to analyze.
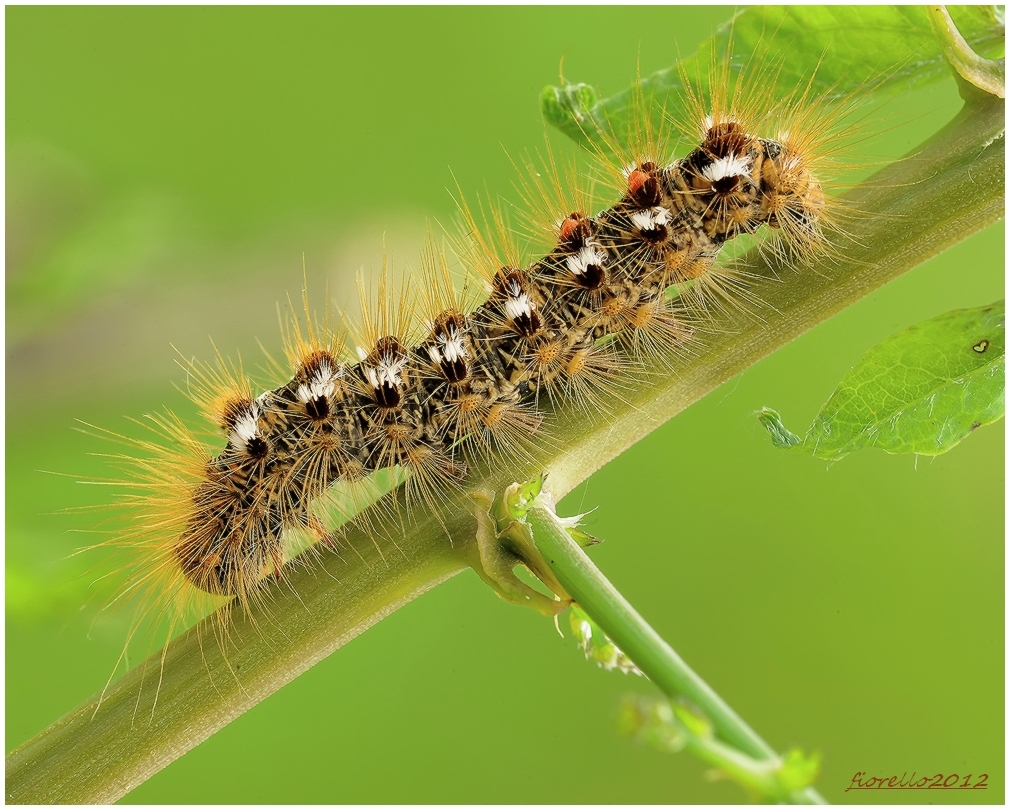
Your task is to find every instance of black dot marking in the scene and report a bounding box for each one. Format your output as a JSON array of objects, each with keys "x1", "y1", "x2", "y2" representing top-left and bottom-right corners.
[
  {"x1": 576, "y1": 263, "x2": 606, "y2": 290},
  {"x1": 973, "y1": 339, "x2": 989, "y2": 354},
  {"x1": 246, "y1": 436, "x2": 269, "y2": 459},
  {"x1": 441, "y1": 357, "x2": 469, "y2": 384},
  {"x1": 513, "y1": 309, "x2": 542, "y2": 337},
  {"x1": 305, "y1": 396, "x2": 330, "y2": 420},
  {"x1": 365, "y1": 336, "x2": 406, "y2": 408},
  {"x1": 494, "y1": 268, "x2": 541, "y2": 337},
  {"x1": 431, "y1": 313, "x2": 471, "y2": 383},
  {"x1": 630, "y1": 174, "x2": 661, "y2": 208},
  {"x1": 638, "y1": 224, "x2": 669, "y2": 244},
  {"x1": 713, "y1": 175, "x2": 740, "y2": 194},
  {"x1": 375, "y1": 382, "x2": 401, "y2": 408}
]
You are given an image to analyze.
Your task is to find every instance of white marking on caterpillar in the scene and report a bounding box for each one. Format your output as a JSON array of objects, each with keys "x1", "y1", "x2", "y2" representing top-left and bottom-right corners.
[
  {"x1": 360, "y1": 348, "x2": 408, "y2": 391},
  {"x1": 501, "y1": 277, "x2": 535, "y2": 322},
  {"x1": 429, "y1": 328, "x2": 467, "y2": 366},
  {"x1": 702, "y1": 153, "x2": 751, "y2": 183},
  {"x1": 565, "y1": 244, "x2": 608, "y2": 278},
  {"x1": 296, "y1": 359, "x2": 339, "y2": 403},
  {"x1": 229, "y1": 402, "x2": 261, "y2": 451},
  {"x1": 630, "y1": 207, "x2": 672, "y2": 232},
  {"x1": 85, "y1": 34, "x2": 852, "y2": 663}
]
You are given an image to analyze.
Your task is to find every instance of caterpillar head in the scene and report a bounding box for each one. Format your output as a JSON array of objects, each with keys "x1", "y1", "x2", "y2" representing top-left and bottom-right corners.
[
  {"x1": 758, "y1": 135, "x2": 827, "y2": 256},
  {"x1": 174, "y1": 495, "x2": 281, "y2": 599}
]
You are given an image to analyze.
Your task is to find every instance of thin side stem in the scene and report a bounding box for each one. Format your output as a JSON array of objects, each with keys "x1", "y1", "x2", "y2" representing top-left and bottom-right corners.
[
  {"x1": 525, "y1": 502, "x2": 825, "y2": 804},
  {"x1": 927, "y1": 5, "x2": 1006, "y2": 98}
]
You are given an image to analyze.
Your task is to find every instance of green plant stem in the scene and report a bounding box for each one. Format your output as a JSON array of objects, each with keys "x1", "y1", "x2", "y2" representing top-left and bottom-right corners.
[
  {"x1": 525, "y1": 501, "x2": 824, "y2": 804},
  {"x1": 678, "y1": 729, "x2": 802, "y2": 801},
  {"x1": 621, "y1": 697, "x2": 820, "y2": 802},
  {"x1": 6, "y1": 530, "x2": 468, "y2": 805},
  {"x1": 6, "y1": 96, "x2": 1003, "y2": 804},
  {"x1": 526, "y1": 503, "x2": 766, "y2": 758}
]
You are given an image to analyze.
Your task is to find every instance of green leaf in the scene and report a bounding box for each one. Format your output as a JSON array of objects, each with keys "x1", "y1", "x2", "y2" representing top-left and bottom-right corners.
[
  {"x1": 756, "y1": 408, "x2": 802, "y2": 450},
  {"x1": 539, "y1": 82, "x2": 599, "y2": 135},
  {"x1": 760, "y1": 303, "x2": 1005, "y2": 460},
  {"x1": 542, "y1": 6, "x2": 1005, "y2": 151}
]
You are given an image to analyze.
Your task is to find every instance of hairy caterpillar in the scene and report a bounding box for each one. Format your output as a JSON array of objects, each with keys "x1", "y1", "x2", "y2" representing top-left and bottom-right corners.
[
  {"x1": 95, "y1": 67, "x2": 839, "y2": 653},
  {"x1": 7, "y1": 5, "x2": 1003, "y2": 804}
]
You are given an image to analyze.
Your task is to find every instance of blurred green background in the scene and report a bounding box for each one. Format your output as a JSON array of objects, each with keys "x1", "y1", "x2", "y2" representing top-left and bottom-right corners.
[{"x1": 6, "y1": 6, "x2": 1003, "y2": 804}]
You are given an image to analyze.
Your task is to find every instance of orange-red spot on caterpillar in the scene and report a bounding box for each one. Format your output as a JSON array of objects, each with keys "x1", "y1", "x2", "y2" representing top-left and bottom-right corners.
[
  {"x1": 559, "y1": 211, "x2": 592, "y2": 249},
  {"x1": 626, "y1": 162, "x2": 662, "y2": 208},
  {"x1": 627, "y1": 170, "x2": 649, "y2": 196}
]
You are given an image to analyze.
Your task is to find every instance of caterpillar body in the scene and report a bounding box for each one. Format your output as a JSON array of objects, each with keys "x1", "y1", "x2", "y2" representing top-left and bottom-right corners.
[{"x1": 103, "y1": 103, "x2": 832, "y2": 635}]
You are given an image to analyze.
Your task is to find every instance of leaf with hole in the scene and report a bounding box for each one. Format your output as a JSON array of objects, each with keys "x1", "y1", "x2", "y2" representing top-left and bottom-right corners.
[{"x1": 759, "y1": 302, "x2": 1005, "y2": 460}]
